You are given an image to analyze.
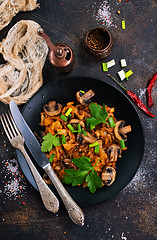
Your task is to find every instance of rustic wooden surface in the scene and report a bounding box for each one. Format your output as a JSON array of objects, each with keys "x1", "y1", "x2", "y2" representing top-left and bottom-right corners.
[{"x1": 0, "y1": 1, "x2": 157, "y2": 239}]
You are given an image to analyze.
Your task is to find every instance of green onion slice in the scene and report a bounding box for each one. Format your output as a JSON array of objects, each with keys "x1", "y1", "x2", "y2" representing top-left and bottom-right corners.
[
  {"x1": 95, "y1": 144, "x2": 100, "y2": 153},
  {"x1": 108, "y1": 117, "x2": 115, "y2": 127},
  {"x1": 102, "y1": 63, "x2": 108, "y2": 72},
  {"x1": 60, "y1": 114, "x2": 67, "y2": 121},
  {"x1": 49, "y1": 153, "x2": 55, "y2": 163},
  {"x1": 122, "y1": 20, "x2": 126, "y2": 29},
  {"x1": 65, "y1": 108, "x2": 73, "y2": 117},
  {"x1": 67, "y1": 123, "x2": 75, "y2": 131},
  {"x1": 80, "y1": 90, "x2": 85, "y2": 94},
  {"x1": 77, "y1": 124, "x2": 82, "y2": 133},
  {"x1": 119, "y1": 139, "x2": 126, "y2": 149},
  {"x1": 89, "y1": 141, "x2": 99, "y2": 148}
]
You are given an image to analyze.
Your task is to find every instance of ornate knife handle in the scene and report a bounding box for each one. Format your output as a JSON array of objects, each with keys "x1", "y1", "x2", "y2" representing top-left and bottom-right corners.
[
  {"x1": 20, "y1": 145, "x2": 59, "y2": 213},
  {"x1": 44, "y1": 164, "x2": 85, "y2": 226}
]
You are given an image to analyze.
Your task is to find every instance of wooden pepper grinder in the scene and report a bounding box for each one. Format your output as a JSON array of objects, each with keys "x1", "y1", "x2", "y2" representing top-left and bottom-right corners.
[{"x1": 38, "y1": 28, "x2": 75, "y2": 73}]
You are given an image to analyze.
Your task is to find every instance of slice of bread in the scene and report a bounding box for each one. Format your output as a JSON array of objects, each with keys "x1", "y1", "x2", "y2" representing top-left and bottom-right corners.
[
  {"x1": 0, "y1": 0, "x2": 39, "y2": 31},
  {"x1": 0, "y1": 20, "x2": 48, "y2": 104}
]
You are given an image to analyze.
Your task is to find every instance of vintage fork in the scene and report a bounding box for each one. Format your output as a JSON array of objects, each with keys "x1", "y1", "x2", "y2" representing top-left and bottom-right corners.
[{"x1": 0, "y1": 112, "x2": 59, "y2": 213}]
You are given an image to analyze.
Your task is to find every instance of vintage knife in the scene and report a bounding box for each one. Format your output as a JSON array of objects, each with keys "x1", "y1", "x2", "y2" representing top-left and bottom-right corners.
[{"x1": 9, "y1": 100, "x2": 84, "y2": 226}]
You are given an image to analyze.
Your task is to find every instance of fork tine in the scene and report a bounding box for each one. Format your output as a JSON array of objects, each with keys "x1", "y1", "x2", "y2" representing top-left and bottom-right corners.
[
  {"x1": 5, "y1": 112, "x2": 18, "y2": 137},
  {"x1": 8, "y1": 112, "x2": 23, "y2": 137},
  {"x1": 0, "y1": 114, "x2": 13, "y2": 140}
]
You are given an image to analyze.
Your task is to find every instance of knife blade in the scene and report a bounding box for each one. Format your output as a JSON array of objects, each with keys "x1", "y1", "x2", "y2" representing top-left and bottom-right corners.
[
  {"x1": 10, "y1": 100, "x2": 50, "y2": 168},
  {"x1": 9, "y1": 100, "x2": 85, "y2": 226}
]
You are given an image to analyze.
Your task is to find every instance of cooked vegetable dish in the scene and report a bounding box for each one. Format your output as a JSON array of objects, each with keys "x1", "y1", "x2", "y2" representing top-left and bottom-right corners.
[{"x1": 40, "y1": 90, "x2": 132, "y2": 193}]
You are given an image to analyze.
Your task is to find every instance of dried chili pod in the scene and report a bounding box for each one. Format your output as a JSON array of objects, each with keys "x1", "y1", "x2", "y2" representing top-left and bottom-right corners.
[
  {"x1": 108, "y1": 74, "x2": 155, "y2": 117},
  {"x1": 147, "y1": 73, "x2": 157, "y2": 108}
]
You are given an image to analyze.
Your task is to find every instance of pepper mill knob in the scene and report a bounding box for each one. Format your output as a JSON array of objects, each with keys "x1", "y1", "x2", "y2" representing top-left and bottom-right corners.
[{"x1": 38, "y1": 28, "x2": 75, "y2": 73}]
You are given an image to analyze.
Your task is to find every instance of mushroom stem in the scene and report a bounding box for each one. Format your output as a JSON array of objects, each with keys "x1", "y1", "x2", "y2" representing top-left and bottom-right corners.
[{"x1": 119, "y1": 125, "x2": 132, "y2": 135}]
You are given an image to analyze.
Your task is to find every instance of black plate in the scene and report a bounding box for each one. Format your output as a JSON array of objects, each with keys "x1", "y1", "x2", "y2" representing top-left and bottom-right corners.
[{"x1": 16, "y1": 77, "x2": 144, "y2": 206}]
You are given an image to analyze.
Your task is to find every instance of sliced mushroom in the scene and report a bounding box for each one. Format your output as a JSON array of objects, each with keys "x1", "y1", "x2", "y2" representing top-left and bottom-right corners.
[
  {"x1": 107, "y1": 144, "x2": 122, "y2": 162},
  {"x1": 114, "y1": 120, "x2": 132, "y2": 140},
  {"x1": 76, "y1": 89, "x2": 95, "y2": 105},
  {"x1": 77, "y1": 133, "x2": 86, "y2": 145},
  {"x1": 43, "y1": 101, "x2": 62, "y2": 116},
  {"x1": 101, "y1": 166, "x2": 116, "y2": 186},
  {"x1": 69, "y1": 119, "x2": 85, "y2": 128},
  {"x1": 62, "y1": 158, "x2": 77, "y2": 169},
  {"x1": 82, "y1": 130, "x2": 97, "y2": 144},
  {"x1": 43, "y1": 173, "x2": 52, "y2": 185}
]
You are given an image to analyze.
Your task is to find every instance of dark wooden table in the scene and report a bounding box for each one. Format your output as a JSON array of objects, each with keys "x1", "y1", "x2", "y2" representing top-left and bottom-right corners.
[{"x1": 0, "y1": 1, "x2": 156, "y2": 239}]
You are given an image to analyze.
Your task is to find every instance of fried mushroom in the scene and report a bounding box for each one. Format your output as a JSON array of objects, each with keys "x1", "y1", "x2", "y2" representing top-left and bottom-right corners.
[
  {"x1": 43, "y1": 101, "x2": 62, "y2": 116},
  {"x1": 114, "y1": 120, "x2": 132, "y2": 140},
  {"x1": 43, "y1": 173, "x2": 52, "y2": 185},
  {"x1": 101, "y1": 166, "x2": 116, "y2": 186},
  {"x1": 107, "y1": 144, "x2": 122, "y2": 162},
  {"x1": 69, "y1": 119, "x2": 85, "y2": 128},
  {"x1": 76, "y1": 89, "x2": 95, "y2": 105}
]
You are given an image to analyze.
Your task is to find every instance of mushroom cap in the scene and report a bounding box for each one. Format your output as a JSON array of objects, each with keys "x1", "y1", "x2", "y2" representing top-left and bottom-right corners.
[
  {"x1": 114, "y1": 120, "x2": 132, "y2": 140},
  {"x1": 76, "y1": 89, "x2": 95, "y2": 105},
  {"x1": 107, "y1": 144, "x2": 121, "y2": 162},
  {"x1": 43, "y1": 101, "x2": 62, "y2": 116},
  {"x1": 101, "y1": 166, "x2": 116, "y2": 186}
]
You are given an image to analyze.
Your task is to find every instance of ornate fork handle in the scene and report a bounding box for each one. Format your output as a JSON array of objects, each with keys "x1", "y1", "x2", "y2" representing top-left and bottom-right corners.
[
  {"x1": 44, "y1": 164, "x2": 85, "y2": 226},
  {"x1": 19, "y1": 145, "x2": 59, "y2": 213}
]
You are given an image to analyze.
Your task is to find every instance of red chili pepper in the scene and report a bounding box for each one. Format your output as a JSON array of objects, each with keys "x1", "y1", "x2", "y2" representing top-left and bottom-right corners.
[
  {"x1": 108, "y1": 74, "x2": 155, "y2": 117},
  {"x1": 147, "y1": 73, "x2": 157, "y2": 108}
]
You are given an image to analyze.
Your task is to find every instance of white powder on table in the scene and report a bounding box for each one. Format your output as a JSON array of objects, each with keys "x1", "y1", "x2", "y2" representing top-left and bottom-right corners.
[
  {"x1": 92, "y1": 1, "x2": 117, "y2": 28},
  {"x1": 1, "y1": 158, "x2": 27, "y2": 201}
]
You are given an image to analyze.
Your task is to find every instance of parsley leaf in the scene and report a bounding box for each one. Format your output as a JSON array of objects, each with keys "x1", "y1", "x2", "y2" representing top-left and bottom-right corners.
[
  {"x1": 72, "y1": 156, "x2": 91, "y2": 171},
  {"x1": 63, "y1": 156, "x2": 103, "y2": 193},
  {"x1": 86, "y1": 168, "x2": 103, "y2": 193},
  {"x1": 64, "y1": 169, "x2": 88, "y2": 186},
  {"x1": 86, "y1": 103, "x2": 108, "y2": 129},
  {"x1": 41, "y1": 133, "x2": 61, "y2": 152}
]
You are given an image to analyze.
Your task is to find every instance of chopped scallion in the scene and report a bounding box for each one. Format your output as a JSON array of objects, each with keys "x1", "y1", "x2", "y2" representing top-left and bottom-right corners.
[
  {"x1": 119, "y1": 139, "x2": 126, "y2": 149},
  {"x1": 80, "y1": 90, "x2": 85, "y2": 94},
  {"x1": 60, "y1": 114, "x2": 67, "y2": 121},
  {"x1": 102, "y1": 63, "x2": 108, "y2": 72},
  {"x1": 65, "y1": 108, "x2": 73, "y2": 117},
  {"x1": 77, "y1": 124, "x2": 82, "y2": 133},
  {"x1": 122, "y1": 20, "x2": 126, "y2": 30},
  {"x1": 49, "y1": 153, "x2": 55, "y2": 163},
  {"x1": 95, "y1": 144, "x2": 100, "y2": 153},
  {"x1": 107, "y1": 59, "x2": 116, "y2": 68},
  {"x1": 118, "y1": 69, "x2": 126, "y2": 81},
  {"x1": 62, "y1": 135, "x2": 66, "y2": 144},
  {"x1": 120, "y1": 59, "x2": 127, "y2": 68},
  {"x1": 82, "y1": 129, "x2": 87, "y2": 136},
  {"x1": 67, "y1": 124, "x2": 75, "y2": 131},
  {"x1": 108, "y1": 117, "x2": 115, "y2": 127},
  {"x1": 89, "y1": 141, "x2": 99, "y2": 148},
  {"x1": 125, "y1": 70, "x2": 133, "y2": 78},
  {"x1": 72, "y1": 130, "x2": 78, "y2": 133}
]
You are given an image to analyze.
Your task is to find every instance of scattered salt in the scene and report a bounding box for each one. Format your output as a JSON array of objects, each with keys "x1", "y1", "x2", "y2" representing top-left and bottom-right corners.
[
  {"x1": 93, "y1": 1, "x2": 117, "y2": 28},
  {"x1": 137, "y1": 88, "x2": 146, "y2": 101},
  {"x1": 1, "y1": 158, "x2": 27, "y2": 201}
]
